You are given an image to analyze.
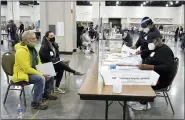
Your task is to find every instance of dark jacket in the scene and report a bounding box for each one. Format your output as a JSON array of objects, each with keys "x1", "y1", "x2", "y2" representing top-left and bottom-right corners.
[
  {"x1": 143, "y1": 44, "x2": 174, "y2": 88},
  {"x1": 121, "y1": 30, "x2": 133, "y2": 47},
  {"x1": 10, "y1": 23, "x2": 17, "y2": 34},
  {"x1": 39, "y1": 37, "x2": 60, "y2": 63},
  {"x1": 135, "y1": 31, "x2": 149, "y2": 60}
]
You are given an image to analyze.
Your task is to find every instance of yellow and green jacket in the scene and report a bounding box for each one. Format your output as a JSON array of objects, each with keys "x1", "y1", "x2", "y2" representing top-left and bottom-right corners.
[{"x1": 12, "y1": 43, "x2": 43, "y2": 83}]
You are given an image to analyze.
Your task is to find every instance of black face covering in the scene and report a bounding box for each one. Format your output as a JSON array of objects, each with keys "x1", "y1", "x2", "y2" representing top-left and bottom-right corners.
[{"x1": 50, "y1": 37, "x2": 55, "y2": 42}]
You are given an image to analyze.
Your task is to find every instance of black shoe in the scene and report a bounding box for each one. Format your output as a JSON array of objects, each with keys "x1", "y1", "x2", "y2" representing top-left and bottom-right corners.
[
  {"x1": 43, "y1": 94, "x2": 58, "y2": 100},
  {"x1": 31, "y1": 102, "x2": 48, "y2": 110}
]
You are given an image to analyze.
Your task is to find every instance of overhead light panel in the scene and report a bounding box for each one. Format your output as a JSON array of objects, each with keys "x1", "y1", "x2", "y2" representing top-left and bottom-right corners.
[
  {"x1": 170, "y1": 2, "x2": 173, "y2": 5},
  {"x1": 116, "y1": 1, "x2": 119, "y2": 5},
  {"x1": 143, "y1": 2, "x2": 146, "y2": 5},
  {"x1": 166, "y1": 4, "x2": 169, "y2": 7},
  {"x1": 176, "y1": 1, "x2": 179, "y2": 4}
]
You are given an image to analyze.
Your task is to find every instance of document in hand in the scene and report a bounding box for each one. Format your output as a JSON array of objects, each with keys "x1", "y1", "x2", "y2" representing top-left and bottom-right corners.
[
  {"x1": 121, "y1": 45, "x2": 136, "y2": 54},
  {"x1": 36, "y1": 62, "x2": 56, "y2": 76}
]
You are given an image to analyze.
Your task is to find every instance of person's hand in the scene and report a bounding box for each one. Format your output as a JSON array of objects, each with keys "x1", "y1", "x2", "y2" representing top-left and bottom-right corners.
[
  {"x1": 43, "y1": 74, "x2": 50, "y2": 80},
  {"x1": 131, "y1": 46, "x2": 136, "y2": 49},
  {"x1": 137, "y1": 64, "x2": 154, "y2": 70},
  {"x1": 136, "y1": 50, "x2": 142, "y2": 55}
]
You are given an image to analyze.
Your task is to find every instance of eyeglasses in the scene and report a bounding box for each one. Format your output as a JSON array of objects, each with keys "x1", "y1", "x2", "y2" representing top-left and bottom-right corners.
[{"x1": 26, "y1": 37, "x2": 37, "y2": 42}]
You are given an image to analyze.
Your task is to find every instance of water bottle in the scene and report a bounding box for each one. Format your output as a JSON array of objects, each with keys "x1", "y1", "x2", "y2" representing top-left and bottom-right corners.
[{"x1": 17, "y1": 104, "x2": 23, "y2": 119}]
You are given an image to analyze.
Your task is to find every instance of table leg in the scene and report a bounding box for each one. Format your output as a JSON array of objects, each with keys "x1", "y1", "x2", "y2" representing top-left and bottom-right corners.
[
  {"x1": 123, "y1": 101, "x2": 127, "y2": 120},
  {"x1": 105, "y1": 100, "x2": 108, "y2": 120}
]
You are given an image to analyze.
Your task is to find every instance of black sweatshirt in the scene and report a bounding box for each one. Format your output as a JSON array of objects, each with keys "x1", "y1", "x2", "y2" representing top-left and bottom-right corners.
[
  {"x1": 141, "y1": 26, "x2": 162, "y2": 60},
  {"x1": 143, "y1": 44, "x2": 175, "y2": 88}
]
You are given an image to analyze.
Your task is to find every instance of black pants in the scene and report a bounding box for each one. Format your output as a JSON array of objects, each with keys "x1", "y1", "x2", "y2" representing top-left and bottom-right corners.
[
  {"x1": 174, "y1": 34, "x2": 178, "y2": 42},
  {"x1": 77, "y1": 35, "x2": 82, "y2": 49},
  {"x1": 54, "y1": 61, "x2": 76, "y2": 87}
]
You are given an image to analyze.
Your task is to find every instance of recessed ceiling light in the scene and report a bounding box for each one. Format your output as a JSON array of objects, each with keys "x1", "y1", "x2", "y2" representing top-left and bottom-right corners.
[
  {"x1": 116, "y1": 1, "x2": 119, "y2": 5},
  {"x1": 170, "y1": 2, "x2": 173, "y2": 5},
  {"x1": 166, "y1": 4, "x2": 169, "y2": 7}
]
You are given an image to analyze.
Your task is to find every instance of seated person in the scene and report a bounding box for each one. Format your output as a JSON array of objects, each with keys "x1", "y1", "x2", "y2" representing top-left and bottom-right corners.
[
  {"x1": 129, "y1": 32, "x2": 175, "y2": 111},
  {"x1": 39, "y1": 31, "x2": 84, "y2": 94},
  {"x1": 121, "y1": 28, "x2": 133, "y2": 47},
  {"x1": 12, "y1": 30, "x2": 57, "y2": 110},
  {"x1": 81, "y1": 29, "x2": 94, "y2": 53}
]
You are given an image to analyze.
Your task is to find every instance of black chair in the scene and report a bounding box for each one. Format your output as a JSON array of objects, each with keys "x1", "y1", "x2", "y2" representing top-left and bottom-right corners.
[
  {"x1": 2, "y1": 52, "x2": 30, "y2": 107},
  {"x1": 155, "y1": 57, "x2": 179, "y2": 115}
]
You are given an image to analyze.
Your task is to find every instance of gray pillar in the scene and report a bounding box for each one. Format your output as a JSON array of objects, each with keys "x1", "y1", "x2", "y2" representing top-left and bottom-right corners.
[{"x1": 40, "y1": 2, "x2": 76, "y2": 53}]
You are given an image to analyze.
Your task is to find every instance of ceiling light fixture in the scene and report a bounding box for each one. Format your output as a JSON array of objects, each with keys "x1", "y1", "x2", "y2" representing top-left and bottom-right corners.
[
  {"x1": 170, "y1": 2, "x2": 173, "y2": 5},
  {"x1": 146, "y1": 1, "x2": 149, "y2": 3},
  {"x1": 90, "y1": 2, "x2": 92, "y2": 5},
  {"x1": 141, "y1": 4, "x2": 143, "y2": 7},
  {"x1": 116, "y1": 1, "x2": 119, "y2": 5},
  {"x1": 143, "y1": 2, "x2": 146, "y2": 5},
  {"x1": 166, "y1": 4, "x2": 169, "y2": 7},
  {"x1": 176, "y1": 1, "x2": 179, "y2": 4}
]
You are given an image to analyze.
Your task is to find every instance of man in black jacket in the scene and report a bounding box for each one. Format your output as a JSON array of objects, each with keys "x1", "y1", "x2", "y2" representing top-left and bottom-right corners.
[
  {"x1": 130, "y1": 32, "x2": 175, "y2": 111},
  {"x1": 39, "y1": 31, "x2": 84, "y2": 94}
]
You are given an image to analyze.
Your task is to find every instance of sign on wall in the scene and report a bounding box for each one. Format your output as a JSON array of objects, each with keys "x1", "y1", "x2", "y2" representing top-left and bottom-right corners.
[{"x1": 56, "y1": 22, "x2": 64, "y2": 36}]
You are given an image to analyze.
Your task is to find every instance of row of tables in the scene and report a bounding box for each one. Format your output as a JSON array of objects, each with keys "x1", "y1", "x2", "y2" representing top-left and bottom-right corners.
[{"x1": 78, "y1": 43, "x2": 157, "y2": 119}]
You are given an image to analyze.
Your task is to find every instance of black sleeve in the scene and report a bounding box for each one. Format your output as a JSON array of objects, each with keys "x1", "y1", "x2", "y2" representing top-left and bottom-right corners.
[
  {"x1": 135, "y1": 37, "x2": 141, "y2": 48},
  {"x1": 39, "y1": 47, "x2": 52, "y2": 63}
]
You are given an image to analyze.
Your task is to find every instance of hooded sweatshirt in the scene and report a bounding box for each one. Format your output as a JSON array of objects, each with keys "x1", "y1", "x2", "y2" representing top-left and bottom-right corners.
[{"x1": 12, "y1": 43, "x2": 42, "y2": 83}]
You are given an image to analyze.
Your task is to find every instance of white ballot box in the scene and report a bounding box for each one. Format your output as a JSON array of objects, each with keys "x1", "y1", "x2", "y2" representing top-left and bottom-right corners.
[
  {"x1": 100, "y1": 69, "x2": 160, "y2": 86},
  {"x1": 36, "y1": 62, "x2": 56, "y2": 76}
]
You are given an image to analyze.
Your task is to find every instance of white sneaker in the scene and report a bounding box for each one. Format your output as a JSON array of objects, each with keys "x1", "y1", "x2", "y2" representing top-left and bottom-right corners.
[
  {"x1": 131, "y1": 102, "x2": 151, "y2": 111},
  {"x1": 127, "y1": 101, "x2": 138, "y2": 106},
  {"x1": 54, "y1": 88, "x2": 65, "y2": 94}
]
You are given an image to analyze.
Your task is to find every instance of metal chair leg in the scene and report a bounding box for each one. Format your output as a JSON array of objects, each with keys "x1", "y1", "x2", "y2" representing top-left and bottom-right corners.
[
  {"x1": 163, "y1": 92, "x2": 168, "y2": 106},
  {"x1": 4, "y1": 85, "x2": 11, "y2": 104},
  {"x1": 22, "y1": 86, "x2": 27, "y2": 107},
  {"x1": 20, "y1": 90, "x2": 23, "y2": 98},
  {"x1": 166, "y1": 92, "x2": 175, "y2": 115},
  {"x1": 31, "y1": 85, "x2": 34, "y2": 93}
]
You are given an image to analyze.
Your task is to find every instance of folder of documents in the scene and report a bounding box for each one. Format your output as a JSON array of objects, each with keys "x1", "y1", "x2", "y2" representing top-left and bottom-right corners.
[{"x1": 36, "y1": 62, "x2": 56, "y2": 76}]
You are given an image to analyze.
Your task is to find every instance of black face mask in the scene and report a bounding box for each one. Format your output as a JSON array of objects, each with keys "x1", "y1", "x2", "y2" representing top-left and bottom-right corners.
[{"x1": 50, "y1": 37, "x2": 55, "y2": 42}]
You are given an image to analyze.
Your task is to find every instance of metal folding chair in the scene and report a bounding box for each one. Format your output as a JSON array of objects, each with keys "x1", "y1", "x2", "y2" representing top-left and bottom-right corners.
[
  {"x1": 2, "y1": 52, "x2": 30, "y2": 107},
  {"x1": 155, "y1": 57, "x2": 179, "y2": 115}
]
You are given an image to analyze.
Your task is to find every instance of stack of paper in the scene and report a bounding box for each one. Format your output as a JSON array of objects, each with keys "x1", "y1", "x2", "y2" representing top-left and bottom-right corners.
[
  {"x1": 121, "y1": 45, "x2": 137, "y2": 54},
  {"x1": 100, "y1": 68, "x2": 159, "y2": 86}
]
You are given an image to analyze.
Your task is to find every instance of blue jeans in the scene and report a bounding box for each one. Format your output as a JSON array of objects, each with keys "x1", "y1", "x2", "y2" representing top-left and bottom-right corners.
[{"x1": 28, "y1": 75, "x2": 54, "y2": 103}]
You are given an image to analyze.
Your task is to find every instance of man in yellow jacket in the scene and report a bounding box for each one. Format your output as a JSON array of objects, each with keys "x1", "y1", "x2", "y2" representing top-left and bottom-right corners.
[{"x1": 12, "y1": 30, "x2": 57, "y2": 110}]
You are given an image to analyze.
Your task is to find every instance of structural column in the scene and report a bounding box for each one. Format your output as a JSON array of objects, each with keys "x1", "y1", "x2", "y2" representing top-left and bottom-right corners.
[
  {"x1": 92, "y1": 2, "x2": 101, "y2": 26},
  {"x1": 40, "y1": 1, "x2": 76, "y2": 53},
  {"x1": 7, "y1": 1, "x2": 19, "y2": 22}
]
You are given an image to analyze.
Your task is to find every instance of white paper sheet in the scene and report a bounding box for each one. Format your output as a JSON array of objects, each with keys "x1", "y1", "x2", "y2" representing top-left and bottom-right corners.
[
  {"x1": 36, "y1": 62, "x2": 56, "y2": 76},
  {"x1": 100, "y1": 68, "x2": 159, "y2": 86},
  {"x1": 56, "y1": 22, "x2": 64, "y2": 36}
]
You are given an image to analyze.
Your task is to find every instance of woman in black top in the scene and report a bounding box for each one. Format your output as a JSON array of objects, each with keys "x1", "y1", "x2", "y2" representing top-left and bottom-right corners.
[{"x1": 39, "y1": 31, "x2": 84, "y2": 94}]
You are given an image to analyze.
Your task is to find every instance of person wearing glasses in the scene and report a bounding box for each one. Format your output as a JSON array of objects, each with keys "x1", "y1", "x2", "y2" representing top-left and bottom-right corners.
[{"x1": 12, "y1": 30, "x2": 57, "y2": 110}]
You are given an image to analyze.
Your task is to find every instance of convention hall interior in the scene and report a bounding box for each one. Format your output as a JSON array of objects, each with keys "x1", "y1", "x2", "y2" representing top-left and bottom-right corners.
[{"x1": 0, "y1": 1, "x2": 185, "y2": 119}]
